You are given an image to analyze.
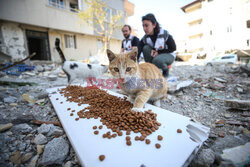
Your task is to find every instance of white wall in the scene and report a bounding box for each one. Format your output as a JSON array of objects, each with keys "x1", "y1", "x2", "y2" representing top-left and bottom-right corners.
[{"x1": 0, "y1": 23, "x2": 26, "y2": 60}]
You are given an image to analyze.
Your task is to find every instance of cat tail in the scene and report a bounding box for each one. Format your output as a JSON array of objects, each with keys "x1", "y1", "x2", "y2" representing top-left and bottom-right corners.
[{"x1": 55, "y1": 38, "x2": 66, "y2": 63}]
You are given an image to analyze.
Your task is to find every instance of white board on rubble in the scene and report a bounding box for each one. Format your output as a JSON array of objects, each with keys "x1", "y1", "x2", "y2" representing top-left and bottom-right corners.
[{"x1": 47, "y1": 85, "x2": 209, "y2": 167}]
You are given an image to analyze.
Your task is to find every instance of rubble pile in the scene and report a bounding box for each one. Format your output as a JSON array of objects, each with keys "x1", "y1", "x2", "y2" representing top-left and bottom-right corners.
[{"x1": 0, "y1": 62, "x2": 249, "y2": 167}]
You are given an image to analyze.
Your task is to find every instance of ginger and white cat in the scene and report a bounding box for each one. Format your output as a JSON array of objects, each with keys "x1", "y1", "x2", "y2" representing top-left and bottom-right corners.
[{"x1": 107, "y1": 48, "x2": 168, "y2": 110}]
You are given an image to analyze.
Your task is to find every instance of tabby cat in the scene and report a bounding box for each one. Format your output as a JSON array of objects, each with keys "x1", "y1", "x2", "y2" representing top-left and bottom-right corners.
[{"x1": 107, "y1": 48, "x2": 168, "y2": 110}]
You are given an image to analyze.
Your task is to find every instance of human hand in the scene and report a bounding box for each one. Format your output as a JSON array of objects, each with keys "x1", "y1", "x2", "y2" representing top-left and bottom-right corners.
[{"x1": 151, "y1": 50, "x2": 158, "y2": 57}]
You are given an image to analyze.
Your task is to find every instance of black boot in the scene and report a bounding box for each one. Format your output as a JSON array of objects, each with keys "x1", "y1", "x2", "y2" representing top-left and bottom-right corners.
[{"x1": 162, "y1": 69, "x2": 169, "y2": 77}]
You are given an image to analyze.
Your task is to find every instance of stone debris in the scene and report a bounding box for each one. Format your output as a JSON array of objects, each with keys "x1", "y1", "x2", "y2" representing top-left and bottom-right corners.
[
  {"x1": 214, "y1": 77, "x2": 227, "y2": 83},
  {"x1": 191, "y1": 149, "x2": 215, "y2": 167},
  {"x1": 0, "y1": 123, "x2": 13, "y2": 132},
  {"x1": 168, "y1": 80, "x2": 194, "y2": 94},
  {"x1": 34, "y1": 134, "x2": 48, "y2": 145},
  {"x1": 0, "y1": 61, "x2": 249, "y2": 166},
  {"x1": 12, "y1": 123, "x2": 32, "y2": 134},
  {"x1": 37, "y1": 123, "x2": 63, "y2": 136},
  {"x1": 36, "y1": 144, "x2": 45, "y2": 155},
  {"x1": 28, "y1": 154, "x2": 39, "y2": 167},
  {"x1": 224, "y1": 99, "x2": 250, "y2": 110},
  {"x1": 41, "y1": 137, "x2": 69, "y2": 165},
  {"x1": 221, "y1": 142, "x2": 250, "y2": 166},
  {"x1": 21, "y1": 152, "x2": 33, "y2": 163},
  {"x1": 9, "y1": 151, "x2": 22, "y2": 166}
]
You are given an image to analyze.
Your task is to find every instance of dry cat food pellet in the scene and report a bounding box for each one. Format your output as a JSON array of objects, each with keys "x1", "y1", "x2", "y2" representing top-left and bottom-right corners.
[
  {"x1": 177, "y1": 129, "x2": 182, "y2": 133},
  {"x1": 60, "y1": 102, "x2": 63, "y2": 104},
  {"x1": 112, "y1": 134, "x2": 117, "y2": 138},
  {"x1": 67, "y1": 108, "x2": 71, "y2": 111},
  {"x1": 145, "y1": 139, "x2": 151, "y2": 144},
  {"x1": 99, "y1": 155, "x2": 105, "y2": 161},
  {"x1": 126, "y1": 136, "x2": 131, "y2": 141},
  {"x1": 59, "y1": 85, "x2": 161, "y2": 140},
  {"x1": 56, "y1": 98, "x2": 59, "y2": 100},
  {"x1": 94, "y1": 130, "x2": 99, "y2": 135},
  {"x1": 93, "y1": 126, "x2": 97, "y2": 130},
  {"x1": 157, "y1": 135, "x2": 163, "y2": 141},
  {"x1": 75, "y1": 118, "x2": 79, "y2": 121},
  {"x1": 99, "y1": 125, "x2": 103, "y2": 129},
  {"x1": 126, "y1": 140, "x2": 132, "y2": 146},
  {"x1": 135, "y1": 136, "x2": 140, "y2": 141},
  {"x1": 70, "y1": 113, "x2": 73, "y2": 116},
  {"x1": 102, "y1": 134, "x2": 107, "y2": 138},
  {"x1": 72, "y1": 110, "x2": 75, "y2": 112},
  {"x1": 155, "y1": 143, "x2": 161, "y2": 149},
  {"x1": 139, "y1": 136, "x2": 145, "y2": 141}
]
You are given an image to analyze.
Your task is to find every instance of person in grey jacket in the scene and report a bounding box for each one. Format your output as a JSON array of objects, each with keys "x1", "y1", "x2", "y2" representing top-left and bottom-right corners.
[{"x1": 138, "y1": 13, "x2": 176, "y2": 77}]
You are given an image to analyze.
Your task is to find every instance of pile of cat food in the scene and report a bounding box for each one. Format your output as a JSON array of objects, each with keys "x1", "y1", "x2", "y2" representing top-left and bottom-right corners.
[{"x1": 58, "y1": 85, "x2": 166, "y2": 160}]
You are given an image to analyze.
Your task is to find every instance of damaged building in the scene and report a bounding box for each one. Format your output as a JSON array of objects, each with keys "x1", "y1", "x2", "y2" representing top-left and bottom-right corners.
[{"x1": 0, "y1": 0, "x2": 134, "y2": 63}]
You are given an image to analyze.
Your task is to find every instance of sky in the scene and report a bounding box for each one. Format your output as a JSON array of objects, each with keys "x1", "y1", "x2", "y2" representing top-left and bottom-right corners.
[{"x1": 127, "y1": 0, "x2": 195, "y2": 40}]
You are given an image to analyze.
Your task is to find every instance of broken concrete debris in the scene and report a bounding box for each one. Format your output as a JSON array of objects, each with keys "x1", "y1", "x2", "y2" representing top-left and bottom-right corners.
[
  {"x1": 0, "y1": 62, "x2": 249, "y2": 166},
  {"x1": 224, "y1": 99, "x2": 250, "y2": 110}
]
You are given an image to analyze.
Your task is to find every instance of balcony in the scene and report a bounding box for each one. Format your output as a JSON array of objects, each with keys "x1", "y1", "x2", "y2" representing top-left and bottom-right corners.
[
  {"x1": 124, "y1": 0, "x2": 134, "y2": 16},
  {"x1": 186, "y1": 9, "x2": 203, "y2": 24}
]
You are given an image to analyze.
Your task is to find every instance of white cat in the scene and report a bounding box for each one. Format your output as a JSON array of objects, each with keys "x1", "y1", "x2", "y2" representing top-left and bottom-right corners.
[{"x1": 55, "y1": 38, "x2": 108, "y2": 84}]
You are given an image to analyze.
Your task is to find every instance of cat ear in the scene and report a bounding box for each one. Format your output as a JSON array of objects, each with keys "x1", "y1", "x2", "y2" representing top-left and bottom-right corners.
[
  {"x1": 107, "y1": 49, "x2": 116, "y2": 62},
  {"x1": 128, "y1": 48, "x2": 138, "y2": 62}
]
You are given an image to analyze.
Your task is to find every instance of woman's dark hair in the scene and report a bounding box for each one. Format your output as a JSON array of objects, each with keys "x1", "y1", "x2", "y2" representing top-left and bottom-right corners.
[{"x1": 142, "y1": 13, "x2": 160, "y2": 35}]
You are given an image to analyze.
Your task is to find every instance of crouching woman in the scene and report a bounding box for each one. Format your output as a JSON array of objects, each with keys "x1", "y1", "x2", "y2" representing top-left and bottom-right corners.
[{"x1": 138, "y1": 13, "x2": 176, "y2": 77}]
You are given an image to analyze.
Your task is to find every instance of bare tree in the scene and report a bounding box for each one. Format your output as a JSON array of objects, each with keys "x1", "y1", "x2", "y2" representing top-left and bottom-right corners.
[{"x1": 78, "y1": 0, "x2": 123, "y2": 54}]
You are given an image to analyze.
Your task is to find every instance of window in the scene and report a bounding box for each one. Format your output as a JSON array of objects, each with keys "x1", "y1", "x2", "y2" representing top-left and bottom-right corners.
[
  {"x1": 48, "y1": 0, "x2": 65, "y2": 9},
  {"x1": 221, "y1": 56, "x2": 235, "y2": 59},
  {"x1": 70, "y1": 2, "x2": 78, "y2": 12},
  {"x1": 247, "y1": 20, "x2": 250, "y2": 28},
  {"x1": 64, "y1": 35, "x2": 76, "y2": 48},
  {"x1": 69, "y1": 0, "x2": 79, "y2": 12}
]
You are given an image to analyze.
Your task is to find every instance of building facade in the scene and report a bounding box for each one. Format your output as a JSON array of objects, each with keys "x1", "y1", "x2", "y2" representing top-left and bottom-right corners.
[
  {"x1": 0, "y1": 0, "x2": 134, "y2": 63},
  {"x1": 180, "y1": 0, "x2": 250, "y2": 59}
]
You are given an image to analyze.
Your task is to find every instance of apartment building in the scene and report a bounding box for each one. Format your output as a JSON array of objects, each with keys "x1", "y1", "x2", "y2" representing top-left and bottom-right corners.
[
  {"x1": 180, "y1": 0, "x2": 250, "y2": 59},
  {"x1": 0, "y1": 0, "x2": 134, "y2": 63}
]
